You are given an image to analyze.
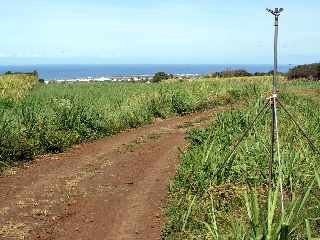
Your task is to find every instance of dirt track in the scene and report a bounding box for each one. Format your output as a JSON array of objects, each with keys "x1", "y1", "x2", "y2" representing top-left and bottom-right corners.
[{"x1": 0, "y1": 105, "x2": 236, "y2": 240}]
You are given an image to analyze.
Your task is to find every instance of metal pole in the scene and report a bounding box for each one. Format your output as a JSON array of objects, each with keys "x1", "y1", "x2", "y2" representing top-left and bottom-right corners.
[
  {"x1": 270, "y1": 101, "x2": 275, "y2": 188},
  {"x1": 266, "y1": 7, "x2": 283, "y2": 94},
  {"x1": 267, "y1": 7, "x2": 285, "y2": 215},
  {"x1": 269, "y1": 9, "x2": 279, "y2": 188},
  {"x1": 273, "y1": 14, "x2": 279, "y2": 94},
  {"x1": 273, "y1": 96, "x2": 285, "y2": 215}
]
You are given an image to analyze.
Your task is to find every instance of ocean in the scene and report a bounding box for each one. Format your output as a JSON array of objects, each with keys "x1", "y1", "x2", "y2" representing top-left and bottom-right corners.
[{"x1": 0, "y1": 64, "x2": 292, "y2": 80}]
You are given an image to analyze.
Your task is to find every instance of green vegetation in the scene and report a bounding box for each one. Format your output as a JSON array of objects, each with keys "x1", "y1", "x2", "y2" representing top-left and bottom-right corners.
[
  {"x1": 0, "y1": 72, "x2": 38, "y2": 100},
  {"x1": 205, "y1": 69, "x2": 288, "y2": 78},
  {"x1": 205, "y1": 69, "x2": 252, "y2": 78},
  {"x1": 0, "y1": 75, "x2": 269, "y2": 169},
  {"x1": 152, "y1": 72, "x2": 172, "y2": 83},
  {"x1": 2, "y1": 72, "x2": 319, "y2": 238},
  {"x1": 164, "y1": 80, "x2": 320, "y2": 239},
  {"x1": 288, "y1": 63, "x2": 320, "y2": 81}
]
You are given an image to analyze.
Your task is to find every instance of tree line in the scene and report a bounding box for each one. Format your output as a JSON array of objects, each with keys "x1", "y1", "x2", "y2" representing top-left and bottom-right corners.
[{"x1": 288, "y1": 63, "x2": 320, "y2": 81}]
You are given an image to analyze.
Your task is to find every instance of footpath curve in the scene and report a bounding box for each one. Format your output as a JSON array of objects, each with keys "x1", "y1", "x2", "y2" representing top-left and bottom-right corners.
[{"x1": 0, "y1": 105, "x2": 237, "y2": 240}]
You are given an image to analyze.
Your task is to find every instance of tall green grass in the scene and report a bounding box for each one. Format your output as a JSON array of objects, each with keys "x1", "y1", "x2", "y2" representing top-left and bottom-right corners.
[
  {"x1": 164, "y1": 81, "x2": 320, "y2": 239},
  {"x1": 0, "y1": 77, "x2": 270, "y2": 169}
]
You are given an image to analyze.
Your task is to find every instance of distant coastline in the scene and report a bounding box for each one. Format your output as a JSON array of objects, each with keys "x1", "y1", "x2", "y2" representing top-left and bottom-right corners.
[{"x1": 0, "y1": 64, "x2": 293, "y2": 81}]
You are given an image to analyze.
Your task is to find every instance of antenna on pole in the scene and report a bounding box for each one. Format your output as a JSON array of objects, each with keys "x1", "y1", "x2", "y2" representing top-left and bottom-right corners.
[{"x1": 266, "y1": 7, "x2": 285, "y2": 216}]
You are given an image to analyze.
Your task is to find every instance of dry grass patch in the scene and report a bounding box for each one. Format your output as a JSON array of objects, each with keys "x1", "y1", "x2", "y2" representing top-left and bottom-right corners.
[{"x1": 0, "y1": 73, "x2": 38, "y2": 100}]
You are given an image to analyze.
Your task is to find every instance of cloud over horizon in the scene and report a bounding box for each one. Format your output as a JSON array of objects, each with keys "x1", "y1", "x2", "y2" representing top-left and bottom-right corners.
[{"x1": 0, "y1": 0, "x2": 319, "y2": 65}]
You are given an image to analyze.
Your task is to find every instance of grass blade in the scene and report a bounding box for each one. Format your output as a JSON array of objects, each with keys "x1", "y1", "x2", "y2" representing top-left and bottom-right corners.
[{"x1": 182, "y1": 195, "x2": 196, "y2": 232}]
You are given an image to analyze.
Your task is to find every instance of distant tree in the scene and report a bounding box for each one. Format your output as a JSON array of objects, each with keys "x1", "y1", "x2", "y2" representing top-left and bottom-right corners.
[
  {"x1": 254, "y1": 72, "x2": 269, "y2": 76},
  {"x1": 32, "y1": 70, "x2": 39, "y2": 78},
  {"x1": 38, "y1": 78, "x2": 45, "y2": 84},
  {"x1": 4, "y1": 71, "x2": 13, "y2": 75},
  {"x1": 268, "y1": 70, "x2": 287, "y2": 77},
  {"x1": 152, "y1": 72, "x2": 170, "y2": 83},
  {"x1": 221, "y1": 69, "x2": 252, "y2": 77},
  {"x1": 288, "y1": 63, "x2": 320, "y2": 81}
]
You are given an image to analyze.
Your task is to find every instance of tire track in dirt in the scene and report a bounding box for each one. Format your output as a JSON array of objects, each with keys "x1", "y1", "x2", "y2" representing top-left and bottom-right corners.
[{"x1": 0, "y1": 104, "x2": 238, "y2": 240}]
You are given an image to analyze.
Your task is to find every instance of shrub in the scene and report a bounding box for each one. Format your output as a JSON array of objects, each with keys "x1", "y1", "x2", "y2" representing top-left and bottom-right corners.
[
  {"x1": 152, "y1": 72, "x2": 170, "y2": 83},
  {"x1": 0, "y1": 117, "x2": 33, "y2": 165},
  {"x1": 171, "y1": 91, "x2": 193, "y2": 115}
]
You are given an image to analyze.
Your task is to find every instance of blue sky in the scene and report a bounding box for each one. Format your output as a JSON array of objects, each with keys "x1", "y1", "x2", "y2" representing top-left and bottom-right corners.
[{"x1": 0, "y1": 0, "x2": 319, "y2": 65}]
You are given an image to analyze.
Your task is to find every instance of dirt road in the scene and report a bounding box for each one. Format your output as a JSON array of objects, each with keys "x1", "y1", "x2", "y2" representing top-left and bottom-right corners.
[{"x1": 0, "y1": 105, "x2": 235, "y2": 240}]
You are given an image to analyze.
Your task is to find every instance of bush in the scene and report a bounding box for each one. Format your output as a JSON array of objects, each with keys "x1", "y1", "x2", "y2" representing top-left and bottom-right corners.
[
  {"x1": 0, "y1": 117, "x2": 33, "y2": 165},
  {"x1": 152, "y1": 72, "x2": 170, "y2": 83},
  {"x1": 254, "y1": 71, "x2": 269, "y2": 76},
  {"x1": 171, "y1": 91, "x2": 193, "y2": 115}
]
